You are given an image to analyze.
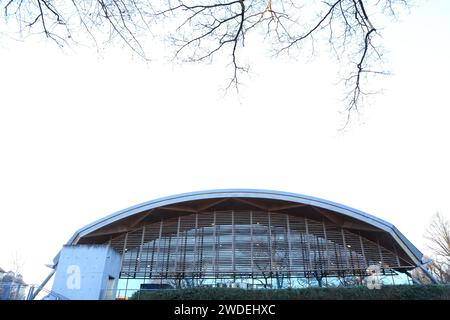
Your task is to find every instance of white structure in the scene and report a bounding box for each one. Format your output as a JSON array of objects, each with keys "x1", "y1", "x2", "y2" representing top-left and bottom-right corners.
[{"x1": 51, "y1": 245, "x2": 121, "y2": 300}]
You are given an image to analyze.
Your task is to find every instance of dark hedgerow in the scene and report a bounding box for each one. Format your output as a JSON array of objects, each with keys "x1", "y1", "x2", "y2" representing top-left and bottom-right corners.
[{"x1": 129, "y1": 285, "x2": 450, "y2": 300}]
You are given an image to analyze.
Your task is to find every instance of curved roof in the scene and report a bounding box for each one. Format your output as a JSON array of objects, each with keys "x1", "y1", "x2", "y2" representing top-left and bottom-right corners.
[{"x1": 56, "y1": 189, "x2": 425, "y2": 266}]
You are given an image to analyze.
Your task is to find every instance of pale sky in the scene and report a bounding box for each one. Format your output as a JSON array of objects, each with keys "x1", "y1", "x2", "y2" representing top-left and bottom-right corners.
[{"x1": 0, "y1": 1, "x2": 449, "y2": 286}]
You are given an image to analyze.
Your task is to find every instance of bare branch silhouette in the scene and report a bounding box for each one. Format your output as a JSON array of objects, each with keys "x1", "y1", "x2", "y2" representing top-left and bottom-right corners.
[{"x1": 2, "y1": 0, "x2": 410, "y2": 116}]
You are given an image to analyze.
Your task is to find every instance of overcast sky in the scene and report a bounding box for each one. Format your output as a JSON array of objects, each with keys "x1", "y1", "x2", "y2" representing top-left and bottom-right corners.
[{"x1": 0, "y1": 0, "x2": 449, "y2": 286}]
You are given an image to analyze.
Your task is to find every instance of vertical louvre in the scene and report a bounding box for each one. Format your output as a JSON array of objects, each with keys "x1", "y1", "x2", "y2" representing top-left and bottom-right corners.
[
  {"x1": 103, "y1": 210, "x2": 414, "y2": 281},
  {"x1": 234, "y1": 211, "x2": 252, "y2": 274}
]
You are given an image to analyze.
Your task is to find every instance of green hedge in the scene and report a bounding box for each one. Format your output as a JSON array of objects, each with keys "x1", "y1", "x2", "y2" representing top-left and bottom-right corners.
[{"x1": 130, "y1": 285, "x2": 450, "y2": 300}]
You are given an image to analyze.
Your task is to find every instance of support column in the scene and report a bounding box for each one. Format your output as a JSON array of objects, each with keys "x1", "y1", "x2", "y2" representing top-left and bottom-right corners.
[
  {"x1": 286, "y1": 215, "x2": 293, "y2": 272},
  {"x1": 174, "y1": 216, "x2": 181, "y2": 273},
  {"x1": 250, "y1": 211, "x2": 254, "y2": 274},
  {"x1": 305, "y1": 218, "x2": 312, "y2": 272},
  {"x1": 268, "y1": 212, "x2": 273, "y2": 272}
]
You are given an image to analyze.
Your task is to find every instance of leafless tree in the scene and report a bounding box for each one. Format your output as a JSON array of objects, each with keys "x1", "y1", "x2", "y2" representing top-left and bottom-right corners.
[
  {"x1": 409, "y1": 266, "x2": 429, "y2": 284},
  {"x1": 425, "y1": 213, "x2": 450, "y2": 263},
  {"x1": 295, "y1": 276, "x2": 310, "y2": 288},
  {"x1": 427, "y1": 260, "x2": 449, "y2": 284},
  {"x1": 2, "y1": 1, "x2": 410, "y2": 117},
  {"x1": 422, "y1": 212, "x2": 450, "y2": 284},
  {"x1": 11, "y1": 251, "x2": 24, "y2": 277},
  {"x1": 410, "y1": 258, "x2": 449, "y2": 285}
]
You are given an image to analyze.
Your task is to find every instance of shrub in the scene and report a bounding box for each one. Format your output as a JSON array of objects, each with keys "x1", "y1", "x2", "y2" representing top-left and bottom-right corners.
[{"x1": 129, "y1": 285, "x2": 450, "y2": 300}]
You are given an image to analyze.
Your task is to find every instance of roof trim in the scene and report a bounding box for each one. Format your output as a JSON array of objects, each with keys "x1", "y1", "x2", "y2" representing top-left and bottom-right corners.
[{"x1": 54, "y1": 189, "x2": 424, "y2": 266}]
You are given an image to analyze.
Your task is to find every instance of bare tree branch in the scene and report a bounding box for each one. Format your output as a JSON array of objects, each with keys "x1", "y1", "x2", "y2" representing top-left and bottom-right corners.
[
  {"x1": 1, "y1": 0, "x2": 410, "y2": 118},
  {"x1": 422, "y1": 212, "x2": 450, "y2": 283},
  {"x1": 425, "y1": 213, "x2": 450, "y2": 263}
]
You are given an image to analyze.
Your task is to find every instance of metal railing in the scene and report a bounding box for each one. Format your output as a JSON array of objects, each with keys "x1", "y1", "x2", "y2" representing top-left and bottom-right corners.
[{"x1": 0, "y1": 283, "x2": 69, "y2": 300}]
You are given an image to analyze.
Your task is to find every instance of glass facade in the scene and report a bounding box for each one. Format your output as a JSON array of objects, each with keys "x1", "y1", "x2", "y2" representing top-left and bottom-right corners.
[{"x1": 105, "y1": 210, "x2": 414, "y2": 294}]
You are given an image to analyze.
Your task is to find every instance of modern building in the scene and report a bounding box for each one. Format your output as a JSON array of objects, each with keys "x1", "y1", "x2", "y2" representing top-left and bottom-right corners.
[{"x1": 41, "y1": 189, "x2": 436, "y2": 299}]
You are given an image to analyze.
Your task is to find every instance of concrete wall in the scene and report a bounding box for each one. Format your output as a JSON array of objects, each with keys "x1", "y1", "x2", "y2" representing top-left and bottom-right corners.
[{"x1": 51, "y1": 245, "x2": 121, "y2": 300}]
